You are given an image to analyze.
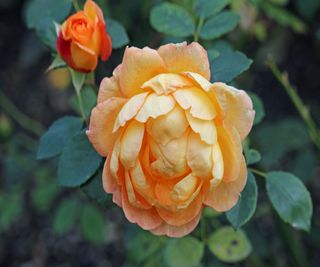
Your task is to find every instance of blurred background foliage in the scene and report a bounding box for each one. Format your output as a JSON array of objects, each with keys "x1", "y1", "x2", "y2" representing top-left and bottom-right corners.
[{"x1": 0, "y1": 0, "x2": 320, "y2": 266}]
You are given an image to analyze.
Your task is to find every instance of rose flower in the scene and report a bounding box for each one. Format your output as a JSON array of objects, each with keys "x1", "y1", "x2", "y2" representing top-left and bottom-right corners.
[
  {"x1": 87, "y1": 42, "x2": 255, "y2": 237},
  {"x1": 57, "y1": 0, "x2": 112, "y2": 73}
]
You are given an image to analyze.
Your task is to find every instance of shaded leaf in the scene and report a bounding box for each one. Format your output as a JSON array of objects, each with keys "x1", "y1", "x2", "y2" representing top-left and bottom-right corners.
[
  {"x1": 107, "y1": 18, "x2": 129, "y2": 49},
  {"x1": 193, "y1": 0, "x2": 230, "y2": 19},
  {"x1": 70, "y1": 85, "x2": 97, "y2": 117},
  {"x1": 250, "y1": 93, "x2": 265, "y2": 125}
]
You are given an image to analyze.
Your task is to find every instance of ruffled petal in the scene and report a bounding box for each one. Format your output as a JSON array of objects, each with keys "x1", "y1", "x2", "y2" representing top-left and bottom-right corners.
[
  {"x1": 119, "y1": 120, "x2": 145, "y2": 169},
  {"x1": 86, "y1": 97, "x2": 126, "y2": 156},
  {"x1": 174, "y1": 88, "x2": 216, "y2": 120},
  {"x1": 119, "y1": 47, "x2": 167, "y2": 97},
  {"x1": 158, "y1": 42, "x2": 210, "y2": 80},
  {"x1": 204, "y1": 156, "x2": 247, "y2": 212},
  {"x1": 150, "y1": 212, "x2": 201, "y2": 238},
  {"x1": 210, "y1": 143, "x2": 224, "y2": 187},
  {"x1": 135, "y1": 93, "x2": 175, "y2": 123},
  {"x1": 97, "y1": 76, "x2": 122, "y2": 104},
  {"x1": 214, "y1": 83, "x2": 255, "y2": 140},
  {"x1": 187, "y1": 131, "x2": 212, "y2": 178},
  {"x1": 70, "y1": 42, "x2": 98, "y2": 72},
  {"x1": 147, "y1": 105, "x2": 188, "y2": 146}
]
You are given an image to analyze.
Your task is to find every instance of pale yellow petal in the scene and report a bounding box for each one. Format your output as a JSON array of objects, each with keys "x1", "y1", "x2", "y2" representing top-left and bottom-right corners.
[
  {"x1": 147, "y1": 105, "x2": 188, "y2": 146},
  {"x1": 119, "y1": 46, "x2": 167, "y2": 97},
  {"x1": 113, "y1": 92, "x2": 149, "y2": 132},
  {"x1": 187, "y1": 131, "x2": 212, "y2": 178},
  {"x1": 135, "y1": 93, "x2": 175, "y2": 123},
  {"x1": 157, "y1": 42, "x2": 210, "y2": 80},
  {"x1": 211, "y1": 143, "x2": 224, "y2": 187},
  {"x1": 173, "y1": 88, "x2": 216, "y2": 120},
  {"x1": 141, "y1": 73, "x2": 193, "y2": 95},
  {"x1": 186, "y1": 111, "x2": 217, "y2": 145},
  {"x1": 171, "y1": 173, "x2": 198, "y2": 202},
  {"x1": 120, "y1": 120, "x2": 144, "y2": 169}
]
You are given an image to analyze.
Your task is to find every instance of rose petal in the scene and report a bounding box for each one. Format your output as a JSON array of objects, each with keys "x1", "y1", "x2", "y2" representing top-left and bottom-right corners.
[
  {"x1": 87, "y1": 97, "x2": 127, "y2": 156},
  {"x1": 158, "y1": 42, "x2": 210, "y2": 80},
  {"x1": 97, "y1": 76, "x2": 122, "y2": 104}
]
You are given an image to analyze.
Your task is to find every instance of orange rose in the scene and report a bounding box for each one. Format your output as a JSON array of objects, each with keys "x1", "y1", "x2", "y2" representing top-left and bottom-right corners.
[
  {"x1": 87, "y1": 42, "x2": 255, "y2": 237},
  {"x1": 57, "y1": 0, "x2": 112, "y2": 73}
]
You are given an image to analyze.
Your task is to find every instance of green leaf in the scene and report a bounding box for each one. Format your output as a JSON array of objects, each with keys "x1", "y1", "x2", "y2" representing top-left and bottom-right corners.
[
  {"x1": 150, "y1": 3, "x2": 196, "y2": 37},
  {"x1": 163, "y1": 236, "x2": 204, "y2": 267},
  {"x1": 208, "y1": 227, "x2": 252, "y2": 263},
  {"x1": 32, "y1": 180, "x2": 59, "y2": 212},
  {"x1": 107, "y1": 19, "x2": 129, "y2": 49},
  {"x1": 81, "y1": 171, "x2": 111, "y2": 204},
  {"x1": 58, "y1": 131, "x2": 102, "y2": 187},
  {"x1": 53, "y1": 198, "x2": 80, "y2": 234},
  {"x1": 245, "y1": 149, "x2": 261, "y2": 165},
  {"x1": 80, "y1": 203, "x2": 106, "y2": 245},
  {"x1": 294, "y1": 0, "x2": 320, "y2": 20},
  {"x1": 207, "y1": 49, "x2": 220, "y2": 61},
  {"x1": 24, "y1": 0, "x2": 72, "y2": 29},
  {"x1": 261, "y1": 2, "x2": 307, "y2": 33},
  {"x1": 226, "y1": 172, "x2": 258, "y2": 229},
  {"x1": 250, "y1": 93, "x2": 265, "y2": 125},
  {"x1": 200, "y1": 11, "x2": 239, "y2": 40},
  {"x1": 70, "y1": 69, "x2": 86, "y2": 93},
  {"x1": 70, "y1": 85, "x2": 97, "y2": 117},
  {"x1": 47, "y1": 54, "x2": 66, "y2": 72},
  {"x1": 193, "y1": 0, "x2": 230, "y2": 19},
  {"x1": 126, "y1": 228, "x2": 165, "y2": 264},
  {"x1": 37, "y1": 116, "x2": 83, "y2": 160},
  {"x1": 0, "y1": 193, "x2": 22, "y2": 231},
  {"x1": 210, "y1": 51, "x2": 252, "y2": 83},
  {"x1": 266, "y1": 171, "x2": 312, "y2": 231}
]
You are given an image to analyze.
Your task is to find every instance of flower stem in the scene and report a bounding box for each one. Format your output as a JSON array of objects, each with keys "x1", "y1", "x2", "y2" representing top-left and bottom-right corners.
[
  {"x1": 193, "y1": 16, "x2": 204, "y2": 42},
  {"x1": 72, "y1": 0, "x2": 81, "y2": 11},
  {"x1": 266, "y1": 58, "x2": 320, "y2": 151},
  {"x1": 76, "y1": 89, "x2": 88, "y2": 126},
  {"x1": 249, "y1": 168, "x2": 267, "y2": 178},
  {"x1": 0, "y1": 91, "x2": 45, "y2": 137}
]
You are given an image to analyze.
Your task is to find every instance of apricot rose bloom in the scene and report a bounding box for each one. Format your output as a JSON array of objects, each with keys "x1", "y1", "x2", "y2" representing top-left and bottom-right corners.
[
  {"x1": 57, "y1": 0, "x2": 112, "y2": 73},
  {"x1": 87, "y1": 42, "x2": 255, "y2": 237}
]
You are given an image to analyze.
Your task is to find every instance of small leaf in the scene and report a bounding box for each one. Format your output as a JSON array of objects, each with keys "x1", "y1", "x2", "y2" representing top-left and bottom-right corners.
[
  {"x1": 150, "y1": 3, "x2": 196, "y2": 37},
  {"x1": 246, "y1": 149, "x2": 261, "y2": 165},
  {"x1": 53, "y1": 198, "x2": 80, "y2": 234},
  {"x1": 32, "y1": 181, "x2": 59, "y2": 212},
  {"x1": 250, "y1": 93, "x2": 265, "y2": 125},
  {"x1": 47, "y1": 54, "x2": 66, "y2": 72},
  {"x1": 0, "y1": 194, "x2": 22, "y2": 230},
  {"x1": 80, "y1": 203, "x2": 106, "y2": 245},
  {"x1": 70, "y1": 69, "x2": 86, "y2": 93},
  {"x1": 208, "y1": 227, "x2": 252, "y2": 263},
  {"x1": 163, "y1": 236, "x2": 204, "y2": 267},
  {"x1": 207, "y1": 49, "x2": 220, "y2": 61},
  {"x1": 37, "y1": 116, "x2": 83, "y2": 160},
  {"x1": 81, "y1": 171, "x2": 111, "y2": 204},
  {"x1": 226, "y1": 172, "x2": 258, "y2": 229},
  {"x1": 266, "y1": 171, "x2": 312, "y2": 231},
  {"x1": 200, "y1": 11, "x2": 239, "y2": 40},
  {"x1": 58, "y1": 131, "x2": 102, "y2": 187},
  {"x1": 107, "y1": 18, "x2": 129, "y2": 49},
  {"x1": 193, "y1": 0, "x2": 230, "y2": 19},
  {"x1": 210, "y1": 50, "x2": 252, "y2": 83},
  {"x1": 69, "y1": 85, "x2": 97, "y2": 117}
]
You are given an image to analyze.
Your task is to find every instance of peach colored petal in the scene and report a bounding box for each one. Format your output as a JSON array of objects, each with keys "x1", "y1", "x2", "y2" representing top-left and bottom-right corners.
[
  {"x1": 217, "y1": 123, "x2": 242, "y2": 182},
  {"x1": 214, "y1": 83, "x2": 255, "y2": 140},
  {"x1": 86, "y1": 97, "x2": 127, "y2": 157},
  {"x1": 147, "y1": 105, "x2": 188, "y2": 146},
  {"x1": 150, "y1": 131, "x2": 189, "y2": 179},
  {"x1": 157, "y1": 193, "x2": 202, "y2": 226},
  {"x1": 204, "y1": 156, "x2": 247, "y2": 212},
  {"x1": 109, "y1": 137, "x2": 121, "y2": 184},
  {"x1": 173, "y1": 87, "x2": 216, "y2": 120},
  {"x1": 158, "y1": 42, "x2": 210, "y2": 80},
  {"x1": 187, "y1": 131, "x2": 212, "y2": 178},
  {"x1": 141, "y1": 73, "x2": 193, "y2": 95},
  {"x1": 84, "y1": 0, "x2": 105, "y2": 23},
  {"x1": 119, "y1": 47, "x2": 167, "y2": 97},
  {"x1": 102, "y1": 154, "x2": 122, "y2": 207},
  {"x1": 150, "y1": 211, "x2": 201, "y2": 237},
  {"x1": 135, "y1": 93, "x2": 175, "y2": 123},
  {"x1": 97, "y1": 76, "x2": 122, "y2": 104},
  {"x1": 171, "y1": 174, "x2": 198, "y2": 202},
  {"x1": 120, "y1": 120, "x2": 144, "y2": 169},
  {"x1": 186, "y1": 111, "x2": 217, "y2": 145},
  {"x1": 113, "y1": 92, "x2": 149, "y2": 132},
  {"x1": 122, "y1": 187, "x2": 163, "y2": 231},
  {"x1": 210, "y1": 143, "x2": 224, "y2": 187}
]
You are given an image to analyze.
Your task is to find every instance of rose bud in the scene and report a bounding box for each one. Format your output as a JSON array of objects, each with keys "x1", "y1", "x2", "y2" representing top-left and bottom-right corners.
[{"x1": 56, "y1": 0, "x2": 112, "y2": 73}]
